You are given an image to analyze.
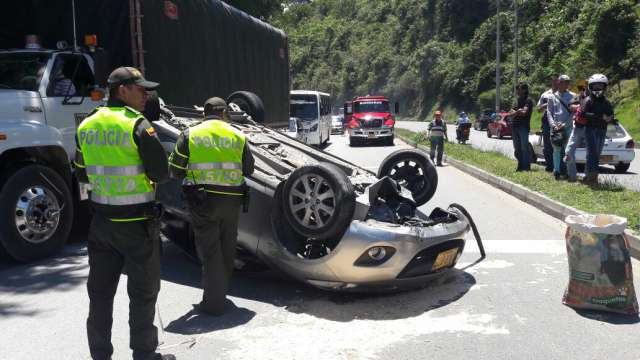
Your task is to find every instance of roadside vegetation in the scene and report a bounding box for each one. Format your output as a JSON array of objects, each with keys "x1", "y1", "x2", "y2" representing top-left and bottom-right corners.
[
  {"x1": 395, "y1": 128, "x2": 640, "y2": 232},
  {"x1": 270, "y1": 0, "x2": 640, "y2": 122}
]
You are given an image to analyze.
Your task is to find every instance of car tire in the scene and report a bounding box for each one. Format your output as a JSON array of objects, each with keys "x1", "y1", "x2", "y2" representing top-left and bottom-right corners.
[
  {"x1": 487, "y1": 130, "x2": 492, "y2": 138},
  {"x1": 377, "y1": 149, "x2": 438, "y2": 206},
  {"x1": 281, "y1": 162, "x2": 356, "y2": 240},
  {"x1": 0, "y1": 165, "x2": 74, "y2": 262},
  {"x1": 227, "y1": 91, "x2": 265, "y2": 123},
  {"x1": 615, "y1": 163, "x2": 631, "y2": 173}
]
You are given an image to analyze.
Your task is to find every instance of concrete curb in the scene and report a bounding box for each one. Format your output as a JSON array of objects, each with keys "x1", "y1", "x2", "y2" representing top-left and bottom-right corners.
[{"x1": 398, "y1": 135, "x2": 640, "y2": 260}]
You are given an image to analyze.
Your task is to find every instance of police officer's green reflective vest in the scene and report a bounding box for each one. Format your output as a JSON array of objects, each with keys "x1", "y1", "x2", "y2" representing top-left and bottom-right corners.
[
  {"x1": 77, "y1": 107, "x2": 154, "y2": 206},
  {"x1": 186, "y1": 119, "x2": 245, "y2": 195}
]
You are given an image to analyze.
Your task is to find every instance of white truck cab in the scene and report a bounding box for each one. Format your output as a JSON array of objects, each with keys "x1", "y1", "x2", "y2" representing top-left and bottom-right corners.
[{"x1": 0, "y1": 47, "x2": 104, "y2": 261}]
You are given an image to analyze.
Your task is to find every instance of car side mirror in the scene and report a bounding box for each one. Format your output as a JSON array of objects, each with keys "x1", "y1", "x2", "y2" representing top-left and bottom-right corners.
[{"x1": 394, "y1": 102, "x2": 399, "y2": 114}]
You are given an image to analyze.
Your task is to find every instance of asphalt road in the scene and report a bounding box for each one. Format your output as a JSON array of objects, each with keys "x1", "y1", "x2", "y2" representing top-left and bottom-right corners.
[
  {"x1": 397, "y1": 121, "x2": 640, "y2": 191},
  {"x1": 1, "y1": 133, "x2": 639, "y2": 360}
]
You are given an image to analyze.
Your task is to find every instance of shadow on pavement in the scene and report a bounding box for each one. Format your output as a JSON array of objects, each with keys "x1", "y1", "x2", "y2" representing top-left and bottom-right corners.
[
  {"x1": 164, "y1": 299, "x2": 256, "y2": 335},
  {"x1": 0, "y1": 243, "x2": 88, "y2": 317},
  {"x1": 161, "y1": 242, "x2": 476, "y2": 323},
  {"x1": 572, "y1": 308, "x2": 640, "y2": 325}
]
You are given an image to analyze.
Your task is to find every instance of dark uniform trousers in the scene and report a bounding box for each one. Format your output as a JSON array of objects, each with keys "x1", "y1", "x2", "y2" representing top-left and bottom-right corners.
[
  {"x1": 187, "y1": 192, "x2": 242, "y2": 314},
  {"x1": 86, "y1": 214, "x2": 161, "y2": 360}
]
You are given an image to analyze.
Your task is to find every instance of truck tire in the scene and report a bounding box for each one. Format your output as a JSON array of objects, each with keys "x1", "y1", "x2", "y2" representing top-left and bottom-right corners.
[
  {"x1": 281, "y1": 162, "x2": 355, "y2": 239},
  {"x1": 386, "y1": 135, "x2": 395, "y2": 146},
  {"x1": 0, "y1": 165, "x2": 73, "y2": 262},
  {"x1": 377, "y1": 149, "x2": 438, "y2": 206},
  {"x1": 227, "y1": 91, "x2": 265, "y2": 123}
]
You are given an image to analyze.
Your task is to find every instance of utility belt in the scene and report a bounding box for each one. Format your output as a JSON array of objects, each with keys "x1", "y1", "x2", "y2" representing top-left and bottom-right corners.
[
  {"x1": 183, "y1": 183, "x2": 250, "y2": 213},
  {"x1": 89, "y1": 201, "x2": 163, "y2": 222}
]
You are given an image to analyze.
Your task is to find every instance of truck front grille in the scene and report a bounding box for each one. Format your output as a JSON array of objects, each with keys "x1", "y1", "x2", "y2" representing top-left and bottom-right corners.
[{"x1": 361, "y1": 118, "x2": 383, "y2": 128}]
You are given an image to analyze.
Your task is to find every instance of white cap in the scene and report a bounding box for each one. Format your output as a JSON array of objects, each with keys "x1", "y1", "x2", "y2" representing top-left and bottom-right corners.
[{"x1": 558, "y1": 74, "x2": 571, "y2": 82}]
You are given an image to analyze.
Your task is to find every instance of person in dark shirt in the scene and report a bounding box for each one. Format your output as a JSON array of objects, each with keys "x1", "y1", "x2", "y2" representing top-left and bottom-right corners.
[
  {"x1": 582, "y1": 74, "x2": 615, "y2": 185},
  {"x1": 74, "y1": 67, "x2": 174, "y2": 360},
  {"x1": 508, "y1": 83, "x2": 534, "y2": 171}
]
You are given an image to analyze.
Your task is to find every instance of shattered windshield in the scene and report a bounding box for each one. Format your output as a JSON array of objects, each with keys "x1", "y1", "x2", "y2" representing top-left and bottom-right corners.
[
  {"x1": 0, "y1": 53, "x2": 49, "y2": 91},
  {"x1": 290, "y1": 94, "x2": 319, "y2": 121}
]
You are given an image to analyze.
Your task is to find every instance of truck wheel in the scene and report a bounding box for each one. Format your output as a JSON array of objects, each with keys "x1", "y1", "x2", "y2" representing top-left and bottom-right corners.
[
  {"x1": 377, "y1": 149, "x2": 438, "y2": 206},
  {"x1": 0, "y1": 165, "x2": 73, "y2": 262},
  {"x1": 227, "y1": 91, "x2": 265, "y2": 123},
  {"x1": 386, "y1": 135, "x2": 395, "y2": 146},
  {"x1": 281, "y1": 163, "x2": 355, "y2": 239}
]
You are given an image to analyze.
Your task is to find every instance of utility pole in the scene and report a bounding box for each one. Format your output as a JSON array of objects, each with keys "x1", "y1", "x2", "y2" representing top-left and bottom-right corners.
[
  {"x1": 496, "y1": 0, "x2": 501, "y2": 113},
  {"x1": 514, "y1": 0, "x2": 519, "y2": 95}
]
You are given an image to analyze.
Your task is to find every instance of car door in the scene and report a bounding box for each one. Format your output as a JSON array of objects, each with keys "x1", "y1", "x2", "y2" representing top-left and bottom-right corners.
[{"x1": 39, "y1": 53, "x2": 104, "y2": 159}]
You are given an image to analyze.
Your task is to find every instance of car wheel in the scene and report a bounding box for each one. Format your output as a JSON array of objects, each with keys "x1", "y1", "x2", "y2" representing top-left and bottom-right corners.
[
  {"x1": 227, "y1": 91, "x2": 265, "y2": 123},
  {"x1": 615, "y1": 163, "x2": 631, "y2": 173},
  {"x1": 281, "y1": 162, "x2": 356, "y2": 239},
  {"x1": 0, "y1": 165, "x2": 73, "y2": 262},
  {"x1": 377, "y1": 149, "x2": 438, "y2": 206},
  {"x1": 487, "y1": 130, "x2": 492, "y2": 138}
]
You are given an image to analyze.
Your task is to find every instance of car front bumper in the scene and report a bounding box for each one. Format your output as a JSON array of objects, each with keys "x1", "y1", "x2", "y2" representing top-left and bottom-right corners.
[
  {"x1": 259, "y1": 210, "x2": 471, "y2": 292},
  {"x1": 349, "y1": 128, "x2": 394, "y2": 139},
  {"x1": 572, "y1": 148, "x2": 635, "y2": 164}
]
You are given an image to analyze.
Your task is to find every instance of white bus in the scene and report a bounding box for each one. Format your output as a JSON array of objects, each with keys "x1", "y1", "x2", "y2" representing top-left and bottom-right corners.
[{"x1": 290, "y1": 90, "x2": 331, "y2": 146}]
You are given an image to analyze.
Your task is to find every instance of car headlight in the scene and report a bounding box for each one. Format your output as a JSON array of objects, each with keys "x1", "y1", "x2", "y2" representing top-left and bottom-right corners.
[{"x1": 310, "y1": 124, "x2": 318, "y2": 131}]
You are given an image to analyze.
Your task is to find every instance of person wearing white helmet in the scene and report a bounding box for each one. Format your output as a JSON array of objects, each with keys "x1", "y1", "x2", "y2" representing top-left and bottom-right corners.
[{"x1": 581, "y1": 73, "x2": 614, "y2": 185}]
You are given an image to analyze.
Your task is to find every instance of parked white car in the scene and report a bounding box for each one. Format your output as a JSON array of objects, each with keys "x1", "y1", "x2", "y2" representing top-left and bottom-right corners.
[{"x1": 529, "y1": 123, "x2": 635, "y2": 173}]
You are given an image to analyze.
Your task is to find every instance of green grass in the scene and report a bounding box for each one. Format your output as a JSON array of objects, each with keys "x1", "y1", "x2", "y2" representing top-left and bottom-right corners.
[
  {"x1": 396, "y1": 128, "x2": 640, "y2": 232},
  {"x1": 609, "y1": 79, "x2": 640, "y2": 142}
]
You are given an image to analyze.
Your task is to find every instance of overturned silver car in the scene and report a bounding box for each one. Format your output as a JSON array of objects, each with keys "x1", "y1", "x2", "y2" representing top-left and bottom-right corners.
[{"x1": 153, "y1": 93, "x2": 475, "y2": 291}]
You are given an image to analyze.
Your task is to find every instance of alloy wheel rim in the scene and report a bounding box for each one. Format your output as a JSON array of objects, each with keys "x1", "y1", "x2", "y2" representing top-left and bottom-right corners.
[
  {"x1": 14, "y1": 186, "x2": 61, "y2": 244},
  {"x1": 289, "y1": 174, "x2": 336, "y2": 229}
]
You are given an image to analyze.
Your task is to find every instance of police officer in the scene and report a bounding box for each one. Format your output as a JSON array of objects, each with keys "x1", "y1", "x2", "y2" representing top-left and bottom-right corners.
[
  {"x1": 168, "y1": 97, "x2": 254, "y2": 315},
  {"x1": 74, "y1": 67, "x2": 174, "y2": 360}
]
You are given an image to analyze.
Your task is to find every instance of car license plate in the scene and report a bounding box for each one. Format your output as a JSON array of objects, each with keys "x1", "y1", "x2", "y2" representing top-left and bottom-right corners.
[
  {"x1": 368, "y1": 132, "x2": 376, "y2": 138},
  {"x1": 431, "y1": 248, "x2": 458, "y2": 271},
  {"x1": 600, "y1": 155, "x2": 614, "y2": 162}
]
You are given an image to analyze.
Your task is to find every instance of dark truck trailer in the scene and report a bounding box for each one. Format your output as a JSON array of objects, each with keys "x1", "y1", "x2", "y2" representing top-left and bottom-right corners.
[{"x1": 0, "y1": 0, "x2": 290, "y2": 126}]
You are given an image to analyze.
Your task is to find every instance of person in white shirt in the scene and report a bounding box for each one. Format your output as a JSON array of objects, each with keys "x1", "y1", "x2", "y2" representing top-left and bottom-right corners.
[{"x1": 546, "y1": 74, "x2": 576, "y2": 180}]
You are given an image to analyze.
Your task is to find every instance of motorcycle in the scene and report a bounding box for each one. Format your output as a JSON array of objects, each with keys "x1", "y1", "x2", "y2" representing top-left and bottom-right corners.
[{"x1": 456, "y1": 122, "x2": 472, "y2": 144}]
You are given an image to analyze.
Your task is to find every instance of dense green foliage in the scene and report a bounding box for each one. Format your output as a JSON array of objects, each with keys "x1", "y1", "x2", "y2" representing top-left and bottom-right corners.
[{"x1": 270, "y1": 0, "x2": 640, "y2": 120}]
